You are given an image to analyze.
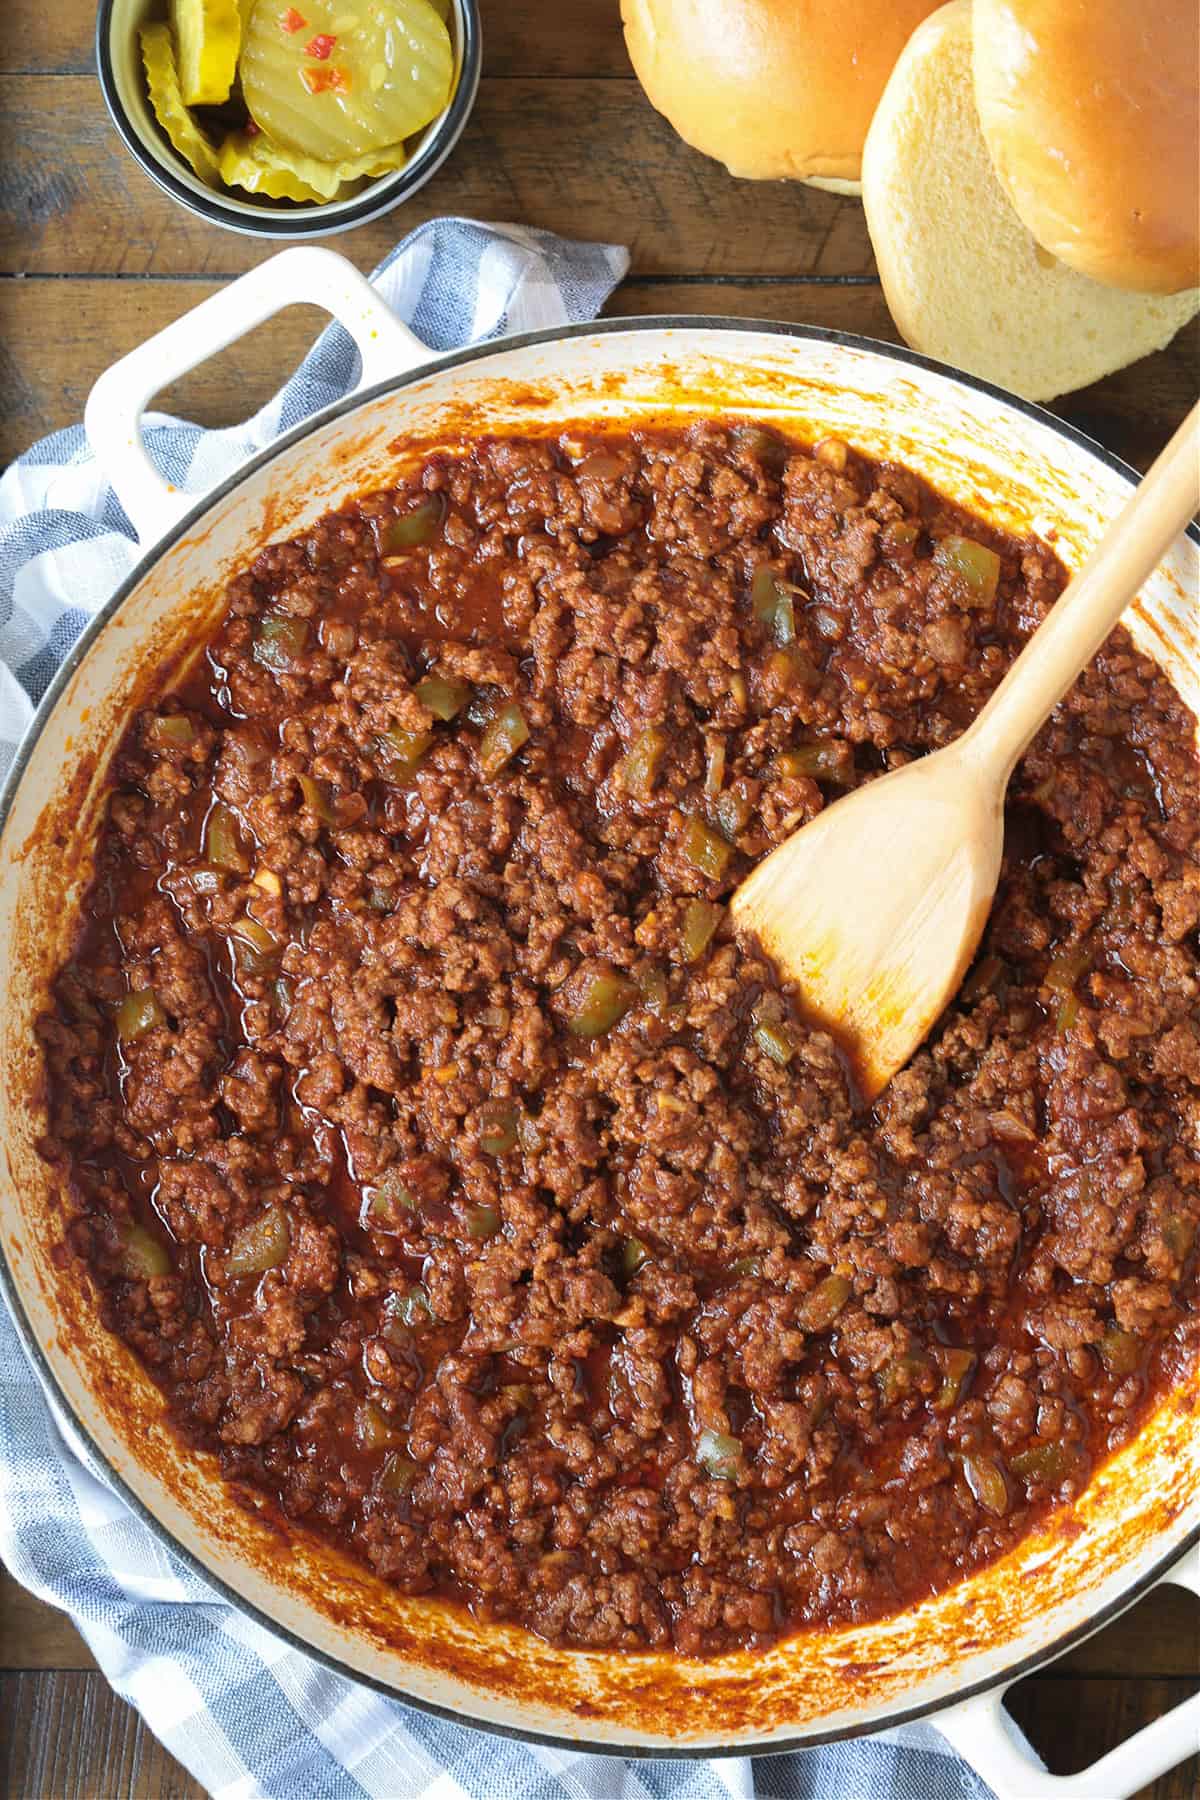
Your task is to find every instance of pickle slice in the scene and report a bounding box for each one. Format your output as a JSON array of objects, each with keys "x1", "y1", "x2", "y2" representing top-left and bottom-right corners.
[
  {"x1": 218, "y1": 128, "x2": 406, "y2": 201},
  {"x1": 169, "y1": 0, "x2": 243, "y2": 106},
  {"x1": 241, "y1": 0, "x2": 454, "y2": 162},
  {"x1": 141, "y1": 23, "x2": 221, "y2": 187}
]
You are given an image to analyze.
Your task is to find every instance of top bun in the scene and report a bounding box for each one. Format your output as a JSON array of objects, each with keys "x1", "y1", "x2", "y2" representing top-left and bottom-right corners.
[
  {"x1": 621, "y1": 0, "x2": 940, "y2": 191},
  {"x1": 973, "y1": 0, "x2": 1200, "y2": 294}
]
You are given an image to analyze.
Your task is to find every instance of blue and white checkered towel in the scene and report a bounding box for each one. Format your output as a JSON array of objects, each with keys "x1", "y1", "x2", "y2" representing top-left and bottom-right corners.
[{"x1": 0, "y1": 218, "x2": 1004, "y2": 1800}]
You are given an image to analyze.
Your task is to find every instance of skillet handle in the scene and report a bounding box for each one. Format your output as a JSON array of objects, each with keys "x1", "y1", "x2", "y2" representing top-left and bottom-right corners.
[
  {"x1": 933, "y1": 1545, "x2": 1200, "y2": 1800},
  {"x1": 83, "y1": 246, "x2": 427, "y2": 549}
]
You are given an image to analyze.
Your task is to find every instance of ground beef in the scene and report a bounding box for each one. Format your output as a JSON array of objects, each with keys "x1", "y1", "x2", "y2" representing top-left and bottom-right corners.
[{"x1": 37, "y1": 422, "x2": 1200, "y2": 1657}]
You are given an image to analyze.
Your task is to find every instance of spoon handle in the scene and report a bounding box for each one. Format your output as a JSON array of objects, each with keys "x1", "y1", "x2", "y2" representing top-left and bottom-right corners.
[{"x1": 960, "y1": 400, "x2": 1200, "y2": 783}]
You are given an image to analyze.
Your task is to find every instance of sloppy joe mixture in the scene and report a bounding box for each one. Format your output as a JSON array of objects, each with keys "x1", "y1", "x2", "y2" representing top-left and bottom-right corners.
[{"x1": 38, "y1": 424, "x2": 1200, "y2": 1655}]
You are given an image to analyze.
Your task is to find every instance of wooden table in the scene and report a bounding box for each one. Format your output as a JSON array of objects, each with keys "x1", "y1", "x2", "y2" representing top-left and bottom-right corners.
[{"x1": 0, "y1": 3, "x2": 1197, "y2": 1795}]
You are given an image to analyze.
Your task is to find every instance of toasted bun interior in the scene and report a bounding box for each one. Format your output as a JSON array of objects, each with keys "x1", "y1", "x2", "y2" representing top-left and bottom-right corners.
[
  {"x1": 621, "y1": 0, "x2": 939, "y2": 189},
  {"x1": 973, "y1": 0, "x2": 1200, "y2": 295},
  {"x1": 862, "y1": 2, "x2": 1199, "y2": 401}
]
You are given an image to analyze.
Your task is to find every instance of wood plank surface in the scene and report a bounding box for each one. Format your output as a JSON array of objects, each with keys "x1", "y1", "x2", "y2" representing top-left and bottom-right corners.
[
  {"x1": 0, "y1": 279, "x2": 892, "y2": 461},
  {"x1": 0, "y1": 1568, "x2": 97, "y2": 1672},
  {"x1": 0, "y1": 1670, "x2": 207, "y2": 1800},
  {"x1": 0, "y1": 77, "x2": 872, "y2": 280},
  {"x1": 3, "y1": 0, "x2": 631, "y2": 78},
  {"x1": 1, "y1": 274, "x2": 1194, "y2": 471},
  {"x1": 3, "y1": 2, "x2": 1199, "y2": 1796},
  {"x1": 1006, "y1": 1680, "x2": 1200, "y2": 1800}
]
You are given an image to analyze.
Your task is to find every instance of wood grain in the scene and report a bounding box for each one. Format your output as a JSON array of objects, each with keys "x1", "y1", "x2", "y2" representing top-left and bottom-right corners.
[
  {"x1": 0, "y1": 1569, "x2": 96, "y2": 1672},
  {"x1": 1, "y1": 274, "x2": 1195, "y2": 471},
  {"x1": 758, "y1": 1682, "x2": 1199, "y2": 1800},
  {"x1": 0, "y1": 279, "x2": 892, "y2": 462},
  {"x1": 1006, "y1": 1680, "x2": 1199, "y2": 1800},
  {"x1": 0, "y1": 76, "x2": 871, "y2": 281},
  {"x1": 0, "y1": 284, "x2": 334, "y2": 459},
  {"x1": 0, "y1": 1670, "x2": 207, "y2": 1799},
  {"x1": 4, "y1": 0, "x2": 631, "y2": 79}
]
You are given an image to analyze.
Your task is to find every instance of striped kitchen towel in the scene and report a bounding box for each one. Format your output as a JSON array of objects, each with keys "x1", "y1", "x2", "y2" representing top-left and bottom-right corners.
[{"x1": 0, "y1": 216, "x2": 1008, "y2": 1800}]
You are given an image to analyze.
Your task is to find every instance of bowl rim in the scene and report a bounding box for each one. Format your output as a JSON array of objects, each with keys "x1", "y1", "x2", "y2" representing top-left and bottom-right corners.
[
  {"x1": 94, "y1": 0, "x2": 483, "y2": 239},
  {"x1": 3, "y1": 312, "x2": 1198, "y2": 1754}
]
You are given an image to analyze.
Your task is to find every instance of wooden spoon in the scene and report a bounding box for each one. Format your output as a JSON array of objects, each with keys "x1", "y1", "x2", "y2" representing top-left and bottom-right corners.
[{"x1": 730, "y1": 402, "x2": 1200, "y2": 1102}]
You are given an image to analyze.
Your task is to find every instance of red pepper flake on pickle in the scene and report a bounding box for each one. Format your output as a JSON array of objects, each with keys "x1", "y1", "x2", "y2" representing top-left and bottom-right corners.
[{"x1": 301, "y1": 62, "x2": 351, "y2": 94}]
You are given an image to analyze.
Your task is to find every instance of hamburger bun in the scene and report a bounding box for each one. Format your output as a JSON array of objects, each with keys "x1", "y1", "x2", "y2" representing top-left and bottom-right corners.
[
  {"x1": 973, "y1": 0, "x2": 1199, "y2": 295},
  {"x1": 620, "y1": 0, "x2": 940, "y2": 191},
  {"x1": 861, "y1": 2, "x2": 1199, "y2": 401}
]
